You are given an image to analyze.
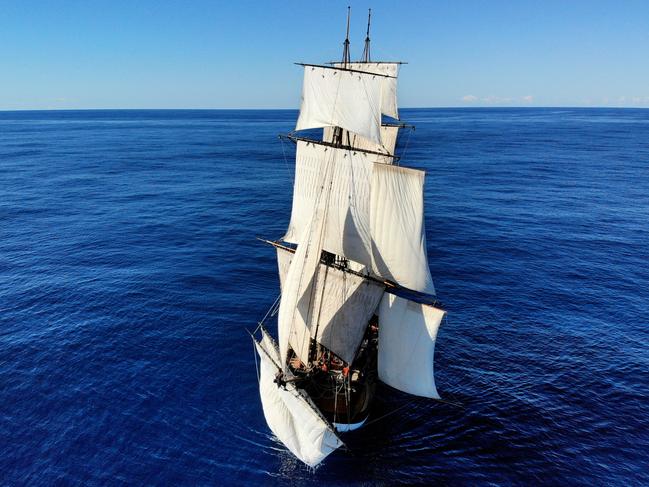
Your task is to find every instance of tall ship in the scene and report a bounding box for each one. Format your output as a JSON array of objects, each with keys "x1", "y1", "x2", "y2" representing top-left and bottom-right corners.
[{"x1": 252, "y1": 9, "x2": 447, "y2": 467}]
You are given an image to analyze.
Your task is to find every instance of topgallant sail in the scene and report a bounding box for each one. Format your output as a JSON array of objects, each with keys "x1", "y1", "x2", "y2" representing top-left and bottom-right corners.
[{"x1": 251, "y1": 9, "x2": 447, "y2": 467}]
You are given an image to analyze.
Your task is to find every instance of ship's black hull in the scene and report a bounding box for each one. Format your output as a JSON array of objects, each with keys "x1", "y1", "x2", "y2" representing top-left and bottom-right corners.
[{"x1": 287, "y1": 315, "x2": 379, "y2": 429}]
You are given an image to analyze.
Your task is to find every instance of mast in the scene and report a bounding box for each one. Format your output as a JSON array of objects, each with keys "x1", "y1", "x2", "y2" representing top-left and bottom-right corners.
[
  {"x1": 341, "y1": 6, "x2": 351, "y2": 68},
  {"x1": 334, "y1": 6, "x2": 352, "y2": 147},
  {"x1": 361, "y1": 9, "x2": 371, "y2": 63}
]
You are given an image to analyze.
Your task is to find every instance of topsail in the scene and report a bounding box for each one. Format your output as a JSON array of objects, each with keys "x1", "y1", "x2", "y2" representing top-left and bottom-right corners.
[
  {"x1": 283, "y1": 141, "x2": 373, "y2": 267},
  {"x1": 322, "y1": 61, "x2": 401, "y2": 159},
  {"x1": 295, "y1": 65, "x2": 385, "y2": 145},
  {"x1": 332, "y1": 62, "x2": 400, "y2": 120}
]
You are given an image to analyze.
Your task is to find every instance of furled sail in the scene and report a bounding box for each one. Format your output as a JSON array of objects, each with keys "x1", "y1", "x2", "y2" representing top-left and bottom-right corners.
[
  {"x1": 333, "y1": 62, "x2": 399, "y2": 119},
  {"x1": 283, "y1": 141, "x2": 373, "y2": 266},
  {"x1": 255, "y1": 331, "x2": 343, "y2": 467},
  {"x1": 295, "y1": 65, "x2": 384, "y2": 145},
  {"x1": 283, "y1": 141, "x2": 435, "y2": 295},
  {"x1": 376, "y1": 293, "x2": 445, "y2": 398},
  {"x1": 370, "y1": 163, "x2": 435, "y2": 295},
  {"x1": 323, "y1": 125, "x2": 399, "y2": 164},
  {"x1": 276, "y1": 246, "x2": 385, "y2": 363}
]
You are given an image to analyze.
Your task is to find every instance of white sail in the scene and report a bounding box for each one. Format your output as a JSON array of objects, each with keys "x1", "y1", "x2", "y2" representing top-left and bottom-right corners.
[
  {"x1": 276, "y1": 245, "x2": 384, "y2": 363},
  {"x1": 333, "y1": 62, "x2": 399, "y2": 119},
  {"x1": 276, "y1": 246, "x2": 292, "y2": 292},
  {"x1": 323, "y1": 125, "x2": 399, "y2": 163},
  {"x1": 283, "y1": 141, "x2": 373, "y2": 266},
  {"x1": 370, "y1": 163, "x2": 436, "y2": 295},
  {"x1": 376, "y1": 293, "x2": 445, "y2": 398},
  {"x1": 277, "y1": 147, "x2": 335, "y2": 366},
  {"x1": 278, "y1": 216, "x2": 324, "y2": 367},
  {"x1": 295, "y1": 65, "x2": 384, "y2": 145},
  {"x1": 284, "y1": 142, "x2": 435, "y2": 295},
  {"x1": 255, "y1": 334, "x2": 343, "y2": 467}
]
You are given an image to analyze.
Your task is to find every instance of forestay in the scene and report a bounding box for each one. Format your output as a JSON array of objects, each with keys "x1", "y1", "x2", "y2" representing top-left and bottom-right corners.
[
  {"x1": 295, "y1": 65, "x2": 384, "y2": 145},
  {"x1": 333, "y1": 62, "x2": 399, "y2": 119},
  {"x1": 276, "y1": 246, "x2": 385, "y2": 363},
  {"x1": 255, "y1": 332, "x2": 343, "y2": 467},
  {"x1": 370, "y1": 163, "x2": 436, "y2": 295},
  {"x1": 323, "y1": 125, "x2": 399, "y2": 164},
  {"x1": 376, "y1": 293, "x2": 445, "y2": 398}
]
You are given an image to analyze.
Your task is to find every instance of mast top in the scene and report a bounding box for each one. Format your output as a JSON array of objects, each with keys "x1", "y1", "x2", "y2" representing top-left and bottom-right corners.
[
  {"x1": 341, "y1": 6, "x2": 351, "y2": 68},
  {"x1": 361, "y1": 9, "x2": 371, "y2": 63}
]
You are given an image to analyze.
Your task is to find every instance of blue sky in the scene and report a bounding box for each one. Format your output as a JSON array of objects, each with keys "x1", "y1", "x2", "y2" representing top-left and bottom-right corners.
[{"x1": 1, "y1": 0, "x2": 648, "y2": 109}]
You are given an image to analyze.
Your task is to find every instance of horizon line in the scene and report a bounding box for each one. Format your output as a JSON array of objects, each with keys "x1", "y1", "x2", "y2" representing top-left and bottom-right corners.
[{"x1": 1, "y1": 106, "x2": 649, "y2": 113}]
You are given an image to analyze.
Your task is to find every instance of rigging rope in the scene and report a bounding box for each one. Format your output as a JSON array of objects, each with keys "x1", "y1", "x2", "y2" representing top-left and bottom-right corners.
[
  {"x1": 398, "y1": 125, "x2": 414, "y2": 166},
  {"x1": 363, "y1": 401, "x2": 411, "y2": 427},
  {"x1": 253, "y1": 293, "x2": 281, "y2": 336},
  {"x1": 253, "y1": 337, "x2": 260, "y2": 384},
  {"x1": 279, "y1": 136, "x2": 292, "y2": 175},
  {"x1": 363, "y1": 394, "x2": 464, "y2": 428}
]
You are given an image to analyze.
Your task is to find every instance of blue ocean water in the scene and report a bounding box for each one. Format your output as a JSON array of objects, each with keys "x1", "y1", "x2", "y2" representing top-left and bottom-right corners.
[{"x1": 0, "y1": 108, "x2": 647, "y2": 485}]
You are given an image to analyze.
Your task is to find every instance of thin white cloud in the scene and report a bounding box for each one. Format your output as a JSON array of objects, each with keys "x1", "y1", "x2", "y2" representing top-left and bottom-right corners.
[
  {"x1": 612, "y1": 96, "x2": 649, "y2": 105},
  {"x1": 482, "y1": 95, "x2": 512, "y2": 104},
  {"x1": 461, "y1": 94, "x2": 538, "y2": 105}
]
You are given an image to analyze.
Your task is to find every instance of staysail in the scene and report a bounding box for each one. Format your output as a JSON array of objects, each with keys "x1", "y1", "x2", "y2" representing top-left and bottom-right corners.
[
  {"x1": 255, "y1": 330, "x2": 343, "y2": 466},
  {"x1": 295, "y1": 65, "x2": 385, "y2": 145},
  {"x1": 376, "y1": 293, "x2": 445, "y2": 398}
]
